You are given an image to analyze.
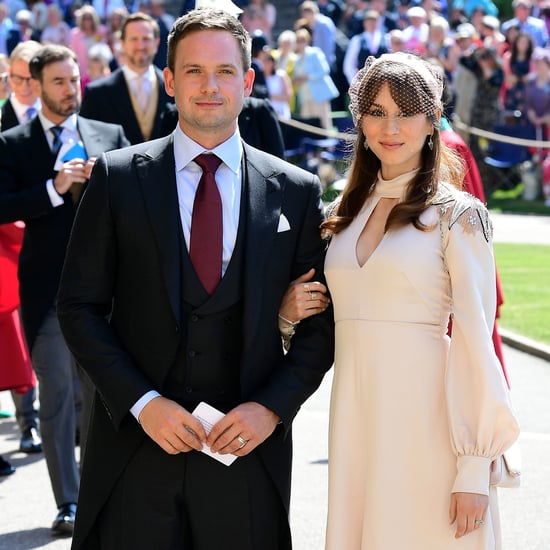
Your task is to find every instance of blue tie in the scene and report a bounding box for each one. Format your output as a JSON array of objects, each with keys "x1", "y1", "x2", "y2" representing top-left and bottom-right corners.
[
  {"x1": 26, "y1": 106, "x2": 36, "y2": 122},
  {"x1": 50, "y1": 126, "x2": 63, "y2": 156}
]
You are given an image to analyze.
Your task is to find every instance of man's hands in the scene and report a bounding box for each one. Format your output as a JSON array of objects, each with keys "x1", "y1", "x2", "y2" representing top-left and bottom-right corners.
[
  {"x1": 138, "y1": 397, "x2": 207, "y2": 454},
  {"x1": 139, "y1": 399, "x2": 279, "y2": 457},
  {"x1": 450, "y1": 492, "x2": 489, "y2": 538},
  {"x1": 53, "y1": 157, "x2": 97, "y2": 195},
  {"x1": 207, "y1": 402, "x2": 280, "y2": 456}
]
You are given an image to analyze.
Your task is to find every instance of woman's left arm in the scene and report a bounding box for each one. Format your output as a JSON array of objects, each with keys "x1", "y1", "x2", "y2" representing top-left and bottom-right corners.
[{"x1": 441, "y1": 196, "x2": 520, "y2": 534}]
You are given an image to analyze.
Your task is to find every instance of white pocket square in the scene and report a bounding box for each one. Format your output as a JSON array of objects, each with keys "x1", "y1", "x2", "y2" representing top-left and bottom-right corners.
[{"x1": 277, "y1": 214, "x2": 291, "y2": 233}]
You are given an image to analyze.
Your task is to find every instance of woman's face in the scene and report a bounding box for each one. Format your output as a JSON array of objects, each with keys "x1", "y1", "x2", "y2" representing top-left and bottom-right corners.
[
  {"x1": 516, "y1": 35, "x2": 530, "y2": 52},
  {"x1": 535, "y1": 58, "x2": 550, "y2": 76},
  {"x1": 295, "y1": 34, "x2": 307, "y2": 53},
  {"x1": 360, "y1": 83, "x2": 433, "y2": 180}
]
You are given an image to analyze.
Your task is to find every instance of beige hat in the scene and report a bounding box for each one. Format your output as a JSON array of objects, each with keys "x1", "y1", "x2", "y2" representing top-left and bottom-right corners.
[{"x1": 363, "y1": 9, "x2": 380, "y2": 20}]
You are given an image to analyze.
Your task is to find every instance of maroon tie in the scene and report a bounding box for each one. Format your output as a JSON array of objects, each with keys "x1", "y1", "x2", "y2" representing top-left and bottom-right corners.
[{"x1": 190, "y1": 154, "x2": 223, "y2": 294}]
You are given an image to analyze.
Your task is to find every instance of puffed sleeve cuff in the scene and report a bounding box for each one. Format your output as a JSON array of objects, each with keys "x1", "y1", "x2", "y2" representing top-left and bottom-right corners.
[{"x1": 452, "y1": 455, "x2": 492, "y2": 496}]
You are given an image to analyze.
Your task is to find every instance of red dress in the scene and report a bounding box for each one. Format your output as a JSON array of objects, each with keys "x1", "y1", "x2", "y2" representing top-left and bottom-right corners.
[
  {"x1": 441, "y1": 127, "x2": 510, "y2": 387},
  {"x1": 0, "y1": 222, "x2": 36, "y2": 393}
]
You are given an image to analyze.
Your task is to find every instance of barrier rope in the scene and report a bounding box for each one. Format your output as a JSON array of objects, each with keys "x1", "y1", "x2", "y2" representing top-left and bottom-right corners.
[{"x1": 278, "y1": 115, "x2": 550, "y2": 149}]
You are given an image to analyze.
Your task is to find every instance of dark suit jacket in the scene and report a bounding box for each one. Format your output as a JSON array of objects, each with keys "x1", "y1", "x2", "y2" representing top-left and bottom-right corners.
[
  {"x1": 57, "y1": 137, "x2": 335, "y2": 549},
  {"x1": 160, "y1": 97, "x2": 286, "y2": 159},
  {"x1": 79, "y1": 66, "x2": 173, "y2": 145},
  {"x1": 0, "y1": 99, "x2": 20, "y2": 131},
  {"x1": 0, "y1": 116, "x2": 129, "y2": 351}
]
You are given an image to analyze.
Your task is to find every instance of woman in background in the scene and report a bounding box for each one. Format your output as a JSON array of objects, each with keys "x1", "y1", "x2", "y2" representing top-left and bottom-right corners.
[
  {"x1": 293, "y1": 27, "x2": 339, "y2": 130},
  {"x1": 263, "y1": 51, "x2": 293, "y2": 120}
]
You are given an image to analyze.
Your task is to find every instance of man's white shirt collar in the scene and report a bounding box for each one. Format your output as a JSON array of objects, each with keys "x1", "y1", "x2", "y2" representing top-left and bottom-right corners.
[
  {"x1": 122, "y1": 64, "x2": 155, "y2": 84},
  {"x1": 173, "y1": 124, "x2": 243, "y2": 175},
  {"x1": 38, "y1": 111, "x2": 78, "y2": 134},
  {"x1": 10, "y1": 94, "x2": 41, "y2": 120}
]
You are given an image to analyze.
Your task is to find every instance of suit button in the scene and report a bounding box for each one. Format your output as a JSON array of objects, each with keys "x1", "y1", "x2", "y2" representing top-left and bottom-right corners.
[
  {"x1": 175, "y1": 325, "x2": 179, "y2": 333},
  {"x1": 224, "y1": 317, "x2": 232, "y2": 325},
  {"x1": 188, "y1": 350, "x2": 196, "y2": 357},
  {"x1": 190, "y1": 314, "x2": 199, "y2": 322},
  {"x1": 185, "y1": 387, "x2": 193, "y2": 394}
]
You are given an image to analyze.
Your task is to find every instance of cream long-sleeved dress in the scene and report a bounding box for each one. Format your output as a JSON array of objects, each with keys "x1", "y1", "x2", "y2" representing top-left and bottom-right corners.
[{"x1": 324, "y1": 172, "x2": 520, "y2": 550}]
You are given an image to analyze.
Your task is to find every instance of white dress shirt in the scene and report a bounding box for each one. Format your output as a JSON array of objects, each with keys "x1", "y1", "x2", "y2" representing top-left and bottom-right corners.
[
  {"x1": 122, "y1": 64, "x2": 155, "y2": 112},
  {"x1": 9, "y1": 94, "x2": 41, "y2": 124},
  {"x1": 39, "y1": 112, "x2": 81, "y2": 207}
]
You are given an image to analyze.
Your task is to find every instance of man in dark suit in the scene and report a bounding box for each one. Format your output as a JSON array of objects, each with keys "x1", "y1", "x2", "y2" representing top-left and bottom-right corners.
[
  {"x1": 1, "y1": 39, "x2": 44, "y2": 456},
  {"x1": 57, "y1": 8, "x2": 334, "y2": 550},
  {"x1": 1, "y1": 41, "x2": 42, "y2": 131},
  {"x1": 0, "y1": 44, "x2": 129, "y2": 535},
  {"x1": 79, "y1": 12, "x2": 173, "y2": 145}
]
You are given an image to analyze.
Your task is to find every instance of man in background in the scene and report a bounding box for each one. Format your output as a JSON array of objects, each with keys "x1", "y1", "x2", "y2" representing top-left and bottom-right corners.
[
  {"x1": 1, "y1": 40, "x2": 41, "y2": 130},
  {"x1": 0, "y1": 44, "x2": 129, "y2": 535},
  {"x1": 0, "y1": 38, "x2": 43, "y2": 456},
  {"x1": 79, "y1": 12, "x2": 173, "y2": 145}
]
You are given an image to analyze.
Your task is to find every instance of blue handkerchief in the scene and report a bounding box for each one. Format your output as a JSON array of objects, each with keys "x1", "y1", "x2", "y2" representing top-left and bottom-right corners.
[{"x1": 61, "y1": 141, "x2": 88, "y2": 161}]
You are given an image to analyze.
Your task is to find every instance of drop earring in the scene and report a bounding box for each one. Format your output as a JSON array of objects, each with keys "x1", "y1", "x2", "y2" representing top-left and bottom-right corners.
[
  {"x1": 428, "y1": 134, "x2": 433, "y2": 151},
  {"x1": 363, "y1": 139, "x2": 369, "y2": 152}
]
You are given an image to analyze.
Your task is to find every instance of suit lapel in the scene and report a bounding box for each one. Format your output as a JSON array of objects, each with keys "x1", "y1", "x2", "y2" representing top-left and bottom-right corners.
[
  {"x1": 135, "y1": 136, "x2": 182, "y2": 325},
  {"x1": 242, "y1": 144, "x2": 283, "y2": 350},
  {"x1": 77, "y1": 117, "x2": 105, "y2": 158},
  {"x1": 30, "y1": 117, "x2": 57, "y2": 169}
]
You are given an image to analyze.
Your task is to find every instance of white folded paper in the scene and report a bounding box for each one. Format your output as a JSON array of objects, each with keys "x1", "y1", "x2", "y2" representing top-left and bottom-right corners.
[{"x1": 192, "y1": 402, "x2": 237, "y2": 466}]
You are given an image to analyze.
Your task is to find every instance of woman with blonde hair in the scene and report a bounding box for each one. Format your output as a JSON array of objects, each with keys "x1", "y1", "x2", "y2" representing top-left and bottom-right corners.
[
  {"x1": 292, "y1": 27, "x2": 339, "y2": 129},
  {"x1": 68, "y1": 5, "x2": 108, "y2": 81}
]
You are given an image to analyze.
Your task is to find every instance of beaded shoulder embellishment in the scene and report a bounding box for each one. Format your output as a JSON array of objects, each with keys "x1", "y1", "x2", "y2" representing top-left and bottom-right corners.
[{"x1": 433, "y1": 186, "x2": 492, "y2": 243}]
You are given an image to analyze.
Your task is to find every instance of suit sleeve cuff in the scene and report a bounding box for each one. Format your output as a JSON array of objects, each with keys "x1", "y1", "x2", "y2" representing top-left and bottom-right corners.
[
  {"x1": 46, "y1": 179, "x2": 64, "y2": 207},
  {"x1": 452, "y1": 455, "x2": 492, "y2": 496},
  {"x1": 130, "y1": 390, "x2": 161, "y2": 423}
]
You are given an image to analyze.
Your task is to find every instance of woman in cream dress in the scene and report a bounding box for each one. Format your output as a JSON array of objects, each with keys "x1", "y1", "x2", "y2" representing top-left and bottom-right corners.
[{"x1": 278, "y1": 53, "x2": 519, "y2": 549}]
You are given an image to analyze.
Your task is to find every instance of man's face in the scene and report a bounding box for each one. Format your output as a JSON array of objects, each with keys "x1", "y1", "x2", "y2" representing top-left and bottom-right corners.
[
  {"x1": 121, "y1": 21, "x2": 159, "y2": 72},
  {"x1": 9, "y1": 59, "x2": 38, "y2": 106},
  {"x1": 163, "y1": 30, "x2": 254, "y2": 148},
  {"x1": 34, "y1": 58, "x2": 81, "y2": 123},
  {"x1": 514, "y1": 3, "x2": 531, "y2": 21}
]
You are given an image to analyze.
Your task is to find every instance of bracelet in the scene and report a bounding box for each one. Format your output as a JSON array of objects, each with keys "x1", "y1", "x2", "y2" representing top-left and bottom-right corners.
[{"x1": 278, "y1": 314, "x2": 300, "y2": 327}]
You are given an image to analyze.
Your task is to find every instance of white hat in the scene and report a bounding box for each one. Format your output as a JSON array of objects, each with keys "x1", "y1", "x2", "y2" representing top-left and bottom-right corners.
[
  {"x1": 407, "y1": 6, "x2": 427, "y2": 18},
  {"x1": 195, "y1": 0, "x2": 243, "y2": 17},
  {"x1": 481, "y1": 15, "x2": 500, "y2": 30},
  {"x1": 454, "y1": 22, "x2": 477, "y2": 38}
]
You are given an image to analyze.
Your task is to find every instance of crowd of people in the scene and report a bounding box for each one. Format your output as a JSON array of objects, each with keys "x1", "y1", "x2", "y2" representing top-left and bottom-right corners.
[
  {"x1": 1, "y1": 0, "x2": 550, "y2": 159},
  {"x1": 0, "y1": 0, "x2": 525, "y2": 548}
]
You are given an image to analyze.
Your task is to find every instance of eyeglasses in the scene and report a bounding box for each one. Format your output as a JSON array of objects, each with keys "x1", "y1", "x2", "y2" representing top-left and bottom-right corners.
[{"x1": 9, "y1": 73, "x2": 32, "y2": 86}]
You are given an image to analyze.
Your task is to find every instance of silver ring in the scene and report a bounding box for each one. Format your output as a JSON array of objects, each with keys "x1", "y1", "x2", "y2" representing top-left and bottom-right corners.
[
  {"x1": 474, "y1": 519, "x2": 484, "y2": 526},
  {"x1": 237, "y1": 435, "x2": 248, "y2": 450}
]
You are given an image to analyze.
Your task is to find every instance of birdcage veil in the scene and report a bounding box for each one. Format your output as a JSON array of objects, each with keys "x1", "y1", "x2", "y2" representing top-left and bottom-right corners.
[{"x1": 348, "y1": 52, "x2": 444, "y2": 128}]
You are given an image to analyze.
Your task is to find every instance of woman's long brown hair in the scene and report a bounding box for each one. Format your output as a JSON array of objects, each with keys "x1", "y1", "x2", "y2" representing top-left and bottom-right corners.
[{"x1": 322, "y1": 71, "x2": 464, "y2": 237}]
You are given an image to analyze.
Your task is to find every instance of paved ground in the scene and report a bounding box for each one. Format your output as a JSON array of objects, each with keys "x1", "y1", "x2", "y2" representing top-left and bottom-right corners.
[
  {"x1": 0, "y1": 212, "x2": 548, "y2": 549},
  {"x1": 490, "y1": 211, "x2": 550, "y2": 245}
]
